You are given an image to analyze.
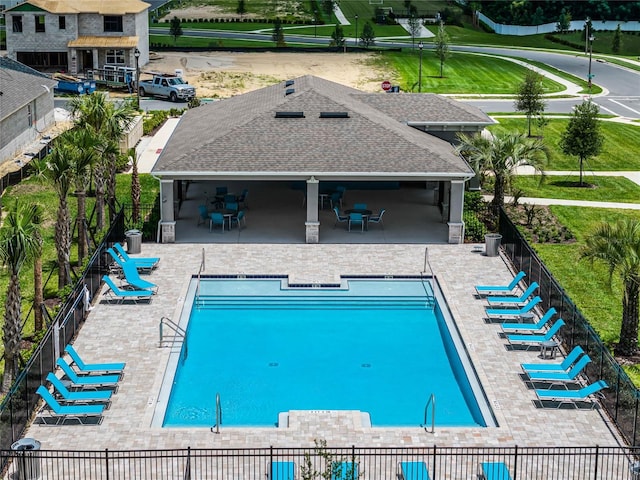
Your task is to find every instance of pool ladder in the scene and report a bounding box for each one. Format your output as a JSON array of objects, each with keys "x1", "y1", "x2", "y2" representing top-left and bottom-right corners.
[
  {"x1": 422, "y1": 393, "x2": 436, "y2": 433},
  {"x1": 159, "y1": 317, "x2": 187, "y2": 361},
  {"x1": 211, "y1": 392, "x2": 222, "y2": 434}
]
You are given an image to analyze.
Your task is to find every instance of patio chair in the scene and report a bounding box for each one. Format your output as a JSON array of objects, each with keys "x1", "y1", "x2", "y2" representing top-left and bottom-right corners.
[
  {"x1": 506, "y1": 319, "x2": 565, "y2": 349},
  {"x1": 197, "y1": 205, "x2": 209, "y2": 227},
  {"x1": 500, "y1": 307, "x2": 556, "y2": 334},
  {"x1": 101, "y1": 275, "x2": 153, "y2": 304},
  {"x1": 534, "y1": 380, "x2": 608, "y2": 408},
  {"x1": 270, "y1": 461, "x2": 296, "y2": 480},
  {"x1": 330, "y1": 191, "x2": 343, "y2": 209},
  {"x1": 210, "y1": 212, "x2": 225, "y2": 233},
  {"x1": 36, "y1": 386, "x2": 105, "y2": 425},
  {"x1": 485, "y1": 296, "x2": 541, "y2": 320},
  {"x1": 64, "y1": 344, "x2": 125, "y2": 374},
  {"x1": 475, "y1": 271, "x2": 526, "y2": 296},
  {"x1": 400, "y1": 461, "x2": 431, "y2": 480},
  {"x1": 348, "y1": 212, "x2": 365, "y2": 232},
  {"x1": 367, "y1": 209, "x2": 385, "y2": 229},
  {"x1": 487, "y1": 282, "x2": 539, "y2": 306},
  {"x1": 56, "y1": 358, "x2": 121, "y2": 387},
  {"x1": 331, "y1": 462, "x2": 358, "y2": 480},
  {"x1": 216, "y1": 186, "x2": 228, "y2": 196},
  {"x1": 353, "y1": 203, "x2": 367, "y2": 210},
  {"x1": 113, "y1": 243, "x2": 160, "y2": 268},
  {"x1": 46, "y1": 373, "x2": 113, "y2": 404},
  {"x1": 231, "y1": 210, "x2": 246, "y2": 230},
  {"x1": 121, "y1": 261, "x2": 158, "y2": 294},
  {"x1": 526, "y1": 354, "x2": 591, "y2": 384},
  {"x1": 521, "y1": 346, "x2": 586, "y2": 373},
  {"x1": 480, "y1": 461, "x2": 513, "y2": 480},
  {"x1": 223, "y1": 194, "x2": 237, "y2": 203},
  {"x1": 238, "y1": 188, "x2": 249, "y2": 209},
  {"x1": 225, "y1": 201, "x2": 239, "y2": 212},
  {"x1": 333, "y1": 207, "x2": 348, "y2": 228}
]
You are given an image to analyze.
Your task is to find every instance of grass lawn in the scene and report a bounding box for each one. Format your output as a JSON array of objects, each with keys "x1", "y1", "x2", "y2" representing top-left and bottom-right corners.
[
  {"x1": 513, "y1": 176, "x2": 640, "y2": 203},
  {"x1": 489, "y1": 118, "x2": 640, "y2": 170},
  {"x1": 381, "y1": 51, "x2": 564, "y2": 94}
]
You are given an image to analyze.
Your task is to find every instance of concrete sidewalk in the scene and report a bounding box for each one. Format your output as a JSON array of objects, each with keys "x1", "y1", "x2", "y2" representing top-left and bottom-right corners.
[{"x1": 136, "y1": 117, "x2": 181, "y2": 173}]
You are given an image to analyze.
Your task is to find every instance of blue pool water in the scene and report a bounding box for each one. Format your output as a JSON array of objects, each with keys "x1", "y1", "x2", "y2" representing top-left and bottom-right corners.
[{"x1": 160, "y1": 278, "x2": 490, "y2": 428}]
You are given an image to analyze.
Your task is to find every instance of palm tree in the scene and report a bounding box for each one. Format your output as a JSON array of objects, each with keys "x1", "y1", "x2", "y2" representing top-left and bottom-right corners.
[
  {"x1": 67, "y1": 93, "x2": 137, "y2": 228},
  {"x1": 456, "y1": 131, "x2": 547, "y2": 215},
  {"x1": 0, "y1": 201, "x2": 42, "y2": 392},
  {"x1": 33, "y1": 136, "x2": 75, "y2": 289},
  {"x1": 581, "y1": 220, "x2": 640, "y2": 357},
  {"x1": 33, "y1": 215, "x2": 44, "y2": 332}
]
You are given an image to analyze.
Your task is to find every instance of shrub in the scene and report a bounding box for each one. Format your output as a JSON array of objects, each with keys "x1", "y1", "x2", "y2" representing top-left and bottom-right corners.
[{"x1": 464, "y1": 210, "x2": 487, "y2": 242}]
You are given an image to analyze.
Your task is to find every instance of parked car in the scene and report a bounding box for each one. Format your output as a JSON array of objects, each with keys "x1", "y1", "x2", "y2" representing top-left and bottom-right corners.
[{"x1": 138, "y1": 73, "x2": 196, "y2": 102}]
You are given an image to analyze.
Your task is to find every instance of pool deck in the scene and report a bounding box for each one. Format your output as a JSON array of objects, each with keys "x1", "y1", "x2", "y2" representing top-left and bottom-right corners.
[{"x1": 25, "y1": 243, "x2": 623, "y2": 449}]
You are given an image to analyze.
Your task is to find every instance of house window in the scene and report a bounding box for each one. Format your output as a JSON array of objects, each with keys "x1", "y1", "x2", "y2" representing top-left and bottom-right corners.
[
  {"x1": 35, "y1": 15, "x2": 45, "y2": 32},
  {"x1": 105, "y1": 49, "x2": 125, "y2": 65},
  {"x1": 103, "y1": 16, "x2": 123, "y2": 32},
  {"x1": 12, "y1": 15, "x2": 23, "y2": 33},
  {"x1": 27, "y1": 104, "x2": 33, "y2": 127},
  {"x1": 59, "y1": 16, "x2": 65, "y2": 29}
]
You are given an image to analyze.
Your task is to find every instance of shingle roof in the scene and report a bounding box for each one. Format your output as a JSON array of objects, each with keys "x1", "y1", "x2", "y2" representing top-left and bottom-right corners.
[
  {"x1": 0, "y1": 58, "x2": 57, "y2": 120},
  {"x1": 6, "y1": 0, "x2": 149, "y2": 14},
  {"x1": 153, "y1": 76, "x2": 481, "y2": 180}
]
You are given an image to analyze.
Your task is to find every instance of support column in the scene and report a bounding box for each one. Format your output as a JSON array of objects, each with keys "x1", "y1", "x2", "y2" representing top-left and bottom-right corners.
[
  {"x1": 448, "y1": 180, "x2": 465, "y2": 244},
  {"x1": 160, "y1": 179, "x2": 176, "y2": 243},
  {"x1": 305, "y1": 176, "x2": 320, "y2": 243}
]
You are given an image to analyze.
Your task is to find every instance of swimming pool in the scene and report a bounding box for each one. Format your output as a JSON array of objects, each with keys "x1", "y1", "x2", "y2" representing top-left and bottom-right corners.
[{"x1": 154, "y1": 277, "x2": 495, "y2": 428}]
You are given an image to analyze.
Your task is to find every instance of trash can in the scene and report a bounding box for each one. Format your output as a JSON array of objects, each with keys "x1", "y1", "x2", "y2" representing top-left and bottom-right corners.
[
  {"x1": 484, "y1": 233, "x2": 502, "y2": 257},
  {"x1": 125, "y1": 229, "x2": 142, "y2": 254},
  {"x1": 11, "y1": 438, "x2": 41, "y2": 480}
]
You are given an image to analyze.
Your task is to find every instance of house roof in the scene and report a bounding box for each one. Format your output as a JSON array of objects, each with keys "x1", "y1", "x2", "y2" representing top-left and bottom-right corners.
[
  {"x1": 6, "y1": 0, "x2": 149, "y2": 14},
  {"x1": 0, "y1": 57, "x2": 57, "y2": 121},
  {"x1": 68, "y1": 36, "x2": 139, "y2": 48},
  {"x1": 153, "y1": 76, "x2": 487, "y2": 181}
]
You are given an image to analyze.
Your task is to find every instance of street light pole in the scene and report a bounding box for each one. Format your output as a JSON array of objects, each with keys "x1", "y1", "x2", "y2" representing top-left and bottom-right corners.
[
  {"x1": 134, "y1": 48, "x2": 141, "y2": 109},
  {"x1": 588, "y1": 34, "x2": 594, "y2": 91},
  {"x1": 355, "y1": 14, "x2": 358, "y2": 47},
  {"x1": 418, "y1": 41, "x2": 423, "y2": 93},
  {"x1": 314, "y1": 10, "x2": 317, "y2": 38},
  {"x1": 585, "y1": 17, "x2": 590, "y2": 54}
]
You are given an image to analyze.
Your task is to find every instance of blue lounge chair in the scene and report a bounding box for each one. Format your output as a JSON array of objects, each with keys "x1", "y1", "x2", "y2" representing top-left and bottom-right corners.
[
  {"x1": 270, "y1": 461, "x2": 295, "y2": 480},
  {"x1": 481, "y1": 462, "x2": 513, "y2": 480},
  {"x1": 475, "y1": 271, "x2": 526, "y2": 296},
  {"x1": 36, "y1": 386, "x2": 105, "y2": 425},
  {"x1": 121, "y1": 261, "x2": 158, "y2": 293},
  {"x1": 534, "y1": 380, "x2": 609, "y2": 408},
  {"x1": 113, "y1": 243, "x2": 160, "y2": 268},
  {"x1": 102, "y1": 275, "x2": 153, "y2": 304},
  {"x1": 506, "y1": 319, "x2": 565, "y2": 348},
  {"x1": 46, "y1": 373, "x2": 112, "y2": 403},
  {"x1": 107, "y1": 247, "x2": 155, "y2": 274},
  {"x1": 501, "y1": 307, "x2": 556, "y2": 333},
  {"x1": 521, "y1": 346, "x2": 586, "y2": 373},
  {"x1": 400, "y1": 461, "x2": 431, "y2": 480},
  {"x1": 56, "y1": 358, "x2": 120, "y2": 387},
  {"x1": 65, "y1": 344, "x2": 125, "y2": 374},
  {"x1": 526, "y1": 354, "x2": 591, "y2": 383},
  {"x1": 486, "y1": 296, "x2": 541, "y2": 320},
  {"x1": 487, "y1": 282, "x2": 539, "y2": 306},
  {"x1": 332, "y1": 462, "x2": 359, "y2": 480}
]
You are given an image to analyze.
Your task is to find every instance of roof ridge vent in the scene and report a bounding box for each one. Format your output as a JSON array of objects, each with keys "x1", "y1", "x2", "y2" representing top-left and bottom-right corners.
[
  {"x1": 285, "y1": 88, "x2": 295, "y2": 96},
  {"x1": 319, "y1": 111, "x2": 350, "y2": 118},
  {"x1": 275, "y1": 111, "x2": 305, "y2": 118},
  {"x1": 285, "y1": 80, "x2": 295, "y2": 87}
]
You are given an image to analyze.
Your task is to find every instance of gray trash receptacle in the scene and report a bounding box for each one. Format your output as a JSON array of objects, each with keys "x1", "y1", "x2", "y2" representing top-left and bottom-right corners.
[
  {"x1": 11, "y1": 438, "x2": 41, "y2": 480},
  {"x1": 485, "y1": 233, "x2": 502, "y2": 257},
  {"x1": 125, "y1": 229, "x2": 142, "y2": 254}
]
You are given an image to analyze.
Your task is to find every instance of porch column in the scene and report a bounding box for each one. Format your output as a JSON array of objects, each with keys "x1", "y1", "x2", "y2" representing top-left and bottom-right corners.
[
  {"x1": 448, "y1": 180, "x2": 465, "y2": 244},
  {"x1": 305, "y1": 177, "x2": 320, "y2": 243},
  {"x1": 92, "y1": 49, "x2": 98, "y2": 71},
  {"x1": 69, "y1": 49, "x2": 78, "y2": 75},
  {"x1": 160, "y1": 179, "x2": 176, "y2": 243}
]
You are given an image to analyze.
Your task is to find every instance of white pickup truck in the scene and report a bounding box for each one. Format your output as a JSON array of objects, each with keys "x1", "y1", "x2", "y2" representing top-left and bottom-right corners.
[{"x1": 138, "y1": 73, "x2": 196, "y2": 102}]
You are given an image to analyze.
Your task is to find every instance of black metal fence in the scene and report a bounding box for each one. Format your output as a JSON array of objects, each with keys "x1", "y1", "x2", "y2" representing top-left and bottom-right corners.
[
  {"x1": 2, "y1": 445, "x2": 640, "y2": 479},
  {"x1": 0, "y1": 211, "x2": 125, "y2": 462},
  {"x1": 499, "y1": 209, "x2": 640, "y2": 446}
]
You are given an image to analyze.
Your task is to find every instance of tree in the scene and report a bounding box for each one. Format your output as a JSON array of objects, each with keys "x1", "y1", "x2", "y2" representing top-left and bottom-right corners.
[
  {"x1": 236, "y1": 0, "x2": 246, "y2": 17},
  {"x1": 170, "y1": 16, "x2": 183, "y2": 44},
  {"x1": 433, "y1": 21, "x2": 450, "y2": 78},
  {"x1": 330, "y1": 24, "x2": 345, "y2": 50},
  {"x1": 272, "y1": 18, "x2": 286, "y2": 47},
  {"x1": 612, "y1": 24, "x2": 622, "y2": 53},
  {"x1": 514, "y1": 70, "x2": 546, "y2": 137},
  {"x1": 555, "y1": 8, "x2": 571, "y2": 34},
  {"x1": 321, "y1": 0, "x2": 335, "y2": 16},
  {"x1": 407, "y1": 14, "x2": 421, "y2": 49},
  {"x1": 581, "y1": 219, "x2": 640, "y2": 357},
  {"x1": 559, "y1": 100, "x2": 604, "y2": 187},
  {"x1": 455, "y1": 131, "x2": 547, "y2": 215},
  {"x1": 0, "y1": 200, "x2": 42, "y2": 392},
  {"x1": 360, "y1": 22, "x2": 375, "y2": 47},
  {"x1": 531, "y1": 7, "x2": 544, "y2": 27}
]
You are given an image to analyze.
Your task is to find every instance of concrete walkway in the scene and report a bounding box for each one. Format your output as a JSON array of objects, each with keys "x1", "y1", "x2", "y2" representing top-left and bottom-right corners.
[{"x1": 136, "y1": 117, "x2": 181, "y2": 173}]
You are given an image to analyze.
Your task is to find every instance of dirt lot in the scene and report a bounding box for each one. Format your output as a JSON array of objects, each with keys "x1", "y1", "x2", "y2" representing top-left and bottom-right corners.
[{"x1": 145, "y1": 51, "x2": 395, "y2": 98}]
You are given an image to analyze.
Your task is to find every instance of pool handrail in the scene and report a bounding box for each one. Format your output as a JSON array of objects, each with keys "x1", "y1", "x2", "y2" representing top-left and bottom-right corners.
[{"x1": 422, "y1": 393, "x2": 436, "y2": 433}]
